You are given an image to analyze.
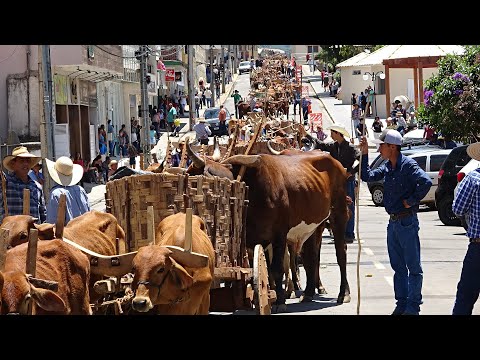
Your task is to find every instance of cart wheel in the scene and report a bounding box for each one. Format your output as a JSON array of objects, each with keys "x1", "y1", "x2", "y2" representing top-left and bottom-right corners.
[{"x1": 253, "y1": 244, "x2": 272, "y2": 315}]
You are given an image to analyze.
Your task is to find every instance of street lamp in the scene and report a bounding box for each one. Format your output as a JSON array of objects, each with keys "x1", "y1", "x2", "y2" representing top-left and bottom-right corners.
[{"x1": 362, "y1": 71, "x2": 385, "y2": 117}]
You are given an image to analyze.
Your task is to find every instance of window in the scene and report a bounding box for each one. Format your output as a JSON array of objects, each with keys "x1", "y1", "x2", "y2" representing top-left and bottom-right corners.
[
  {"x1": 412, "y1": 156, "x2": 427, "y2": 171},
  {"x1": 353, "y1": 70, "x2": 362, "y2": 75},
  {"x1": 430, "y1": 155, "x2": 448, "y2": 172},
  {"x1": 307, "y1": 45, "x2": 319, "y2": 53}
]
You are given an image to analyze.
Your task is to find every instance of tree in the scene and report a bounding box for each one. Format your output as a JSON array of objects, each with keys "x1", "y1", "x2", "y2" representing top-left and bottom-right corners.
[
  {"x1": 417, "y1": 45, "x2": 479, "y2": 143},
  {"x1": 315, "y1": 45, "x2": 382, "y2": 72}
]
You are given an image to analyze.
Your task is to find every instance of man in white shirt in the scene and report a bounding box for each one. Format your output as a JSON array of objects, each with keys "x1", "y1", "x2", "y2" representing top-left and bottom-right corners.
[
  {"x1": 204, "y1": 88, "x2": 212, "y2": 108},
  {"x1": 193, "y1": 118, "x2": 211, "y2": 145}
]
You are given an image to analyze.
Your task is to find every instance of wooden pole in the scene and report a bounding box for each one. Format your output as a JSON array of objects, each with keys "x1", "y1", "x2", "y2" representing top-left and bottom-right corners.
[
  {"x1": 23, "y1": 188, "x2": 30, "y2": 215},
  {"x1": 236, "y1": 120, "x2": 264, "y2": 182},
  {"x1": 147, "y1": 205, "x2": 155, "y2": 245},
  {"x1": 1, "y1": 169, "x2": 8, "y2": 216},
  {"x1": 0, "y1": 228, "x2": 9, "y2": 271},
  {"x1": 55, "y1": 194, "x2": 66, "y2": 238},
  {"x1": 184, "y1": 208, "x2": 192, "y2": 253}
]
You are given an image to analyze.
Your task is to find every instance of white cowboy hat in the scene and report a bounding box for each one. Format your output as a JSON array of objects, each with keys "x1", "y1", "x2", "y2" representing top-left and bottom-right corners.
[
  {"x1": 108, "y1": 160, "x2": 118, "y2": 169},
  {"x1": 467, "y1": 142, "x2": 480, "y2": 161},
  {"x1": 45, "y1": 156, "x2": 84, "y2": 187},
  {"x1": 3, "y1": 146, "x2": 41, "y2": 172},
  {"x1": 326, "y1": 124, "x2": 350, "y2": 138}
]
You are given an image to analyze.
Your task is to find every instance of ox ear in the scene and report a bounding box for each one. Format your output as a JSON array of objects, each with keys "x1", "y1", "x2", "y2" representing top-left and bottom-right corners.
[
  {"x1": 30, "y1": 286, "x2": 67, "y2": 313},
  {"x1": 33, "y1": 223, "x2": 55, "y2": 240},
  {"x1": 169, "y1": 257, "x2": 194, "y2": 290}
]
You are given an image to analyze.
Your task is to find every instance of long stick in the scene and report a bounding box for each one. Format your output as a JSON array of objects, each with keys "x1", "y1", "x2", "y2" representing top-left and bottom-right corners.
[{"x1": 1, "y1": 166, "x2": 8, "y2": 216}]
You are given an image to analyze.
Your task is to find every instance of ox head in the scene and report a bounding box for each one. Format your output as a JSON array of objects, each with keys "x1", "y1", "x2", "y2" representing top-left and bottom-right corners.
[
  {"x1": 131, "y1": 245, "x2": 204, "y2": 312},
  {"x1": 185, "y1": 137, "x2": 234, "y2": 180},
  {"x1": 1, "y1": 271, "x2": 65, "y2": 315},
  {"x1": 0, "y1": 216, "x2": 55, "y2": 248}
]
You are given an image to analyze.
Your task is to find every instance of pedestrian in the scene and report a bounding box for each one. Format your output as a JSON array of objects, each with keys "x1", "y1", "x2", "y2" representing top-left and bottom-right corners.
[
  {"x1": 167, "y1": 102, "x2": 177, "y2": 135},
  {"x1": 395, "y1": 111, "x2": 407, "y2": 135},
  {"x1": 194, "y1": 92, "x2": 201, "y2": 118},
  {"x1": 107, "y1": 160, "x2": 118, "y2": 179},
  {"x1": 0, "y1": 146, "x2": 46, "y2": 223},
  {"x1": 315, "y1": 124, "x2": 359, "y2": 243},
  {"x1": 107, "y1": 120, "x2": 115, "y2": 157},
  {"x1": 359, "y1": 129, "x2": 432, "y2": 315},
  {"x1": 351, "y1": 103, "x2": 362, "y2": 132},
  {"x1": 452, "y1": 141, "x2": 480, "y2": 315},
  {"x1": 371, "y1": 116, "x2": 384, "y2": 150},
  {"x1": 193, "y1": 118, "x2": 211, "y2": 145},
  {"x1": 355, "y1": 117, "x2": 365, "y2": 139},
  {"x1": 231, "y1": 90, "x2": 242, "y2": 118},
  {"x1": 218, "y1": 105, "x2": 227, "y2": 136},
  {"x1": 44, "y1": 156, "x2": 90, "y2": 225},
  {"x1": 118, "y1": 124, "x2": 128, "y2": 158},
  {"x1": 127, "y1": 142, "x2": 138, "y2": 169},
  {"x1": 293, "y1": 87, "x2": 301, "y2": 116},
  {"x1": 172, "y1": 118, "x2": 181, "y2": 137},
  {"x1": 204, "y1": 88, "x2": 212, "y2": 108},
  {"x1": 301, "y1": 96, "x2": 310, "y2": 123},
  {"x1": 29, "y1": 161, "x2": 45, "y2": 189}
]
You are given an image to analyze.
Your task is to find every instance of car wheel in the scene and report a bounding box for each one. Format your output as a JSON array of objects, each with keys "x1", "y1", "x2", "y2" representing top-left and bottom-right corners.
[
  {"x1": 437, "y1": 195, "x2": 461, "y2": 226},
  {"x1": 371, "y1": 186, "x2": 384, "y2": 207}
]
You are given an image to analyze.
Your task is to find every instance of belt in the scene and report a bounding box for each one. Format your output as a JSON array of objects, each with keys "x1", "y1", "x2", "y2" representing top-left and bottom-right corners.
[
  {"x1": 389, "y1": 211, "x2": 414, "y2": 221},
  {"x1": 470, "y1": 238, "x2": 480, "y2": 243}
]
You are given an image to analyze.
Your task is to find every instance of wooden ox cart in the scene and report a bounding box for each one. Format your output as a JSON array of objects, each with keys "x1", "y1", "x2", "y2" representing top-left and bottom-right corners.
[{"x1": 105, "y1": 172, "x2": 276, "y2": 314}]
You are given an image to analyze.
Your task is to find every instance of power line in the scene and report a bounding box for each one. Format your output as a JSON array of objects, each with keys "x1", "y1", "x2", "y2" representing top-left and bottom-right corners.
[{"x1": 0, "y1": 45, "x2": 19, "y2": 64}]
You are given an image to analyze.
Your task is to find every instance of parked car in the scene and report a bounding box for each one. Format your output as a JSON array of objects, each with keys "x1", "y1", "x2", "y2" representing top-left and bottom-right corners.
[
  {"x1": 435, "y1": 144, "x2": 471, "y2": 226},
  {"x1": 453, "y1": 157, "x2": 480, "y2": 230},
  {"x1": 238, "y1": 61, "x2": 253, "y2": 74},
  {"x1": 367, "y1": 148, "x2": 451, "y2": 208},
  {"x1": 203, "y1": 107, "x2": 231, "y2": 136}
]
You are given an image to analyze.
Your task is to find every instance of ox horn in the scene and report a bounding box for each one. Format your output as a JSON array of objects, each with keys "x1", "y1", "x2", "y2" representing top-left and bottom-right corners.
[
  {"x1": 267, "y1": 140, "x2": 282, "y2": 155},
  {"x1": 186, "y1": 137, "x2": 205, "y2": 169},
  {"x1": 163, "y1": 245, "x2": 209, "y2": 268},
  {"x1": 26, "y1": 275, "x2": 59, "y2": 291},
  {"x1": 212, "y1": 136, "x2": 221, "y2": 162}
]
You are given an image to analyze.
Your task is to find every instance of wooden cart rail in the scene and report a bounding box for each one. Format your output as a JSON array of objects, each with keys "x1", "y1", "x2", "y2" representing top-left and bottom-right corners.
[{"x1": 105, "y1": 173, "x2": 249, "y2": 269}]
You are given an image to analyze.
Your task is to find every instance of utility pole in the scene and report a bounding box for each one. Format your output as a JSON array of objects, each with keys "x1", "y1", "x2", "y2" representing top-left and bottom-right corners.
[
  {"x1": 187, "y1": 45, "x2": 195, "y2": 130},
  {"x1": 221, "y1": 45, "x2": 225, "y2": 94},
  {"x1": 210, "y1": 45, "x2": 215, "y2": 108},
  {"x1": 138, "y1": 45, "x2": 150, "y2": 168},
  {"x1": 38, "y1": 45, "x2": 56, "y2": 200}
]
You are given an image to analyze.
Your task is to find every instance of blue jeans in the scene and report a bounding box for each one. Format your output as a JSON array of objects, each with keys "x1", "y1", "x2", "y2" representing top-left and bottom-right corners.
[
  {"x1": 387, "y1": 214, "x2": 422, "y2": 314},
  {"x1": 345, "y1": 178, "x2": 355, "y2": 239},
  {"x1": 452, "y1": 242, "x2": 480, "y2": 315}
]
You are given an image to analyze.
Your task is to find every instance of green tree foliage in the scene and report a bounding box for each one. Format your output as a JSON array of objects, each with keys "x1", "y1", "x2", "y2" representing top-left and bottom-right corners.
[
  {"x1": 315, "y1": 45, "x2": 381, "y2": 72},
  {"x1": 417, "y1": 45, "x2": 480, "y2": 143}
]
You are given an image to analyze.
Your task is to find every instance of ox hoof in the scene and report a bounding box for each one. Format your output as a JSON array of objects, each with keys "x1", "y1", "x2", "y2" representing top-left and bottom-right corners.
[
  {"x1": 299, "y1": 294, "x2": 313, "y2": 303},
  {"x1": 317, "y1": 287, "x2": 328, "y2": 295},
  {"x1": 272, "y1": 303, "x2": 288, "y2": 313},
  {"x1": 337, "y1": 294, "x2": 351, "y2": 304}
]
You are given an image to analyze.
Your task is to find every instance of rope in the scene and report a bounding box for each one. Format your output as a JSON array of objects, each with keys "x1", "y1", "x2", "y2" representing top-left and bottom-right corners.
[{"x1": 354, "y1": 123, "x2": 367, "y2": 315}]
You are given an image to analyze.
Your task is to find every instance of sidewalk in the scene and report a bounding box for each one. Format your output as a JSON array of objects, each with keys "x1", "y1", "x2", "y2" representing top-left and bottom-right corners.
[{"x1": 302, "y1": 64, "x2": 379, "y2": 149}]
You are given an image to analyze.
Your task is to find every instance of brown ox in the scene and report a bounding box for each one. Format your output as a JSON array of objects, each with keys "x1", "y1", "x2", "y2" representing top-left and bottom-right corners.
[
  {"x1": 237, "y1": 102, "x2": 251, "y2": 119},
  {"x1": 216, "y1": 149, "x2": 351, "y2": 310},
  {"x1": 185, "y1": 138, "x2": 234, "y2": 180},
  {"x1": 1, "y1": 239, "x2": 91, "y2": 315},
  {"x1": 0, "y1": 211, "x2": 126, "y2": 302},
  {"x1": 131, "y1": 212, "x2": 215, "y2": 315}
]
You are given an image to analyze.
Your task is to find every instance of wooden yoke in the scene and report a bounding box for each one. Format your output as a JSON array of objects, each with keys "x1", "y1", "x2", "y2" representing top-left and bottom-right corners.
[
  {"x1": 147, "y1": 205, "x2": 155, "y2": 245},
  {"x1": 23, "y1": 188, "x2": 30, "y2": 215},
  {"x1": 55, "y1": 194, "x2": 67, "y2": 238},
  {"x1": 26, "y1": 228, "x2": 38, "y2": 315}
]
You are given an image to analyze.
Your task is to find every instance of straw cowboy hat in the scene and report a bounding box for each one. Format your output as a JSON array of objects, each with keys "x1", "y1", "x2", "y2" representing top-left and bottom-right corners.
[
  {"x1": 108, "y1": 160, "x2": 118, "y2": 170},
  {"x1": 467, "y1": 142, "x2": 480, "y2": 161},
  {"x1": 2, "y1": 146, "x2": 41, "y2": 172},
  {"x1": 198, "y1": 118, "x2": 206, "y2": 123},
  {"x1": 326, "y1": 124, "x2": 350, "y2": 138},
  {"x1": 45, "y1": 156, "x2": 83, "y2": 186}
]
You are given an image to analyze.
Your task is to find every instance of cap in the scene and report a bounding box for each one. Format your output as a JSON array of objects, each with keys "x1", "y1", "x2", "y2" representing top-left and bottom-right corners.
[{"x1": 371, "y1": 129, "x2": 403, "y2": 146}]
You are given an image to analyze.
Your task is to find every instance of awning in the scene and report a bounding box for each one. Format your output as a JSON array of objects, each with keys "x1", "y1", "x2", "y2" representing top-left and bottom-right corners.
[{"x1": 54, "y1": 64, "x2": 123, "y2": 82}]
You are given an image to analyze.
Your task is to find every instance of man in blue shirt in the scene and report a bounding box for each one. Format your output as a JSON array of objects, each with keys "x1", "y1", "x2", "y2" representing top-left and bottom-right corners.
[
  {"x1": 452, "y1": 142, "x2": 480, "y2": 315},
  {"x1": 359, "y1": 130, "x2": 432, "y2": 315},
  {"x1": 0, "y1": 146, "x2": 46, "y2": 223},
  {"x1": 45, "y1": 156, "x2": 90, "y2": 225}
]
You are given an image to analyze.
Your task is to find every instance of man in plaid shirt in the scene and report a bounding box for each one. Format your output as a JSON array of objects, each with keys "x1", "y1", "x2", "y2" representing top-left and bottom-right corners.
[
  {"x1": 452, "y1": 142, "x2": 480, "y2": 314},
  {"x1": 0, "y1": 146, "x2": 46, "y2": 224}
]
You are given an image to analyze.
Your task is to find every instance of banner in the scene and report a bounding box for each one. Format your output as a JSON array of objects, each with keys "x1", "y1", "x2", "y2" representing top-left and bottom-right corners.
[
  {"x1": 54, "y1": 74, "x2": 68, "y2": 105},
  {"x1": 165, "y1": 68, "x2": 175, "y2": 81},
  {"x1": 309, "y1": 112, "x2": 323, "y2": 129}
]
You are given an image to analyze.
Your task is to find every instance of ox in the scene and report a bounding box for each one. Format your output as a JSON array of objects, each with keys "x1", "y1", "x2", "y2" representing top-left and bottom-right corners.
[
  {"x1": 0, "y1": 211, "x2": 127, "y2": 302},
  {"x1": 185, "y1": 138, "x2": 234, "y2": 180},
  {"x1": 1, "y1": 239, "x2": 91, "y2": 315},
  {"x1": 131, "y1": 212, "x2": 215, "y2": 315},
  {"x1": 206, "y1": 150, "x2": 351, "y2": 310}
]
